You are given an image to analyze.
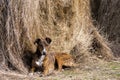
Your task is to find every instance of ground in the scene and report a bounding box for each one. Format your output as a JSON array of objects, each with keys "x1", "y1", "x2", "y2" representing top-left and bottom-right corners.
[{"x1": 0, "y1": 58, "x2": 120, "y2": 80}]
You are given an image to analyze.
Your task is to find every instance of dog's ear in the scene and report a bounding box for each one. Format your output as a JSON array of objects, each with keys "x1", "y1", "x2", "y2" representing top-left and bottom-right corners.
[
  {"x1": 34, "y1": 38, "x2": 41, "y2": 45},
  {"x1": 45, "y1": 37, "x2": 52, "y2": 45}
]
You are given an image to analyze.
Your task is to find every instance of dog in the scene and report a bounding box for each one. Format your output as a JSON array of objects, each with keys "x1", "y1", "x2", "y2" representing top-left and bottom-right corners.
[
  {"x1": 31, "y1": 37, "x2": 77, "y2": 76},
  {"x1": 30, "y1": 37, "x2": 52, "y2": 75}
]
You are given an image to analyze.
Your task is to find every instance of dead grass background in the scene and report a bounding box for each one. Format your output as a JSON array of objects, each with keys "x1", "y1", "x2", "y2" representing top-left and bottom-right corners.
[
  {"x1": 0, "y1": 0, "x2": 115, "y2": 74},
  {"x1": 90, "y1": 0, "x2": 120, "y2": 57}
]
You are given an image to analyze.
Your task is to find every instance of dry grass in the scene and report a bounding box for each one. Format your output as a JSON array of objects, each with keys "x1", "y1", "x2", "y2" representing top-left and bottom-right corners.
[
  {"x1": 90, "y1": 0, "x2": 120, "y2": 57},
  {"x1": 97, "y1": 0, "x2": 120, "y2": 57},
  {"x1": 0, "y1": 58, "x2": 120, "y2": 80}
]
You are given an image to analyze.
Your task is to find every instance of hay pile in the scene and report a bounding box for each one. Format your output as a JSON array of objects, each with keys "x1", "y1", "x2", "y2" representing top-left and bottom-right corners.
[
  {"x1": 0, "y1": 0, "x2": 113, "y2": 73},
  {"x1": 90, "y1": 0, "x2": 120, "y2": 56},
  {"x1": 97, "y1": 0, "x2": 120, "y2": 57}
]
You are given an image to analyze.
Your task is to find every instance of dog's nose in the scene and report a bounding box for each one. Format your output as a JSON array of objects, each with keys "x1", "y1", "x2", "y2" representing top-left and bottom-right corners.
[{"x1": 42, "y1": 51, "x2": 46, "y2": 55}]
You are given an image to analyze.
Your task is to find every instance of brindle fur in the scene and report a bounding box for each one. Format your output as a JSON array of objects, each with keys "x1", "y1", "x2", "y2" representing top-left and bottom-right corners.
[
  {"x1": 42, "y1": 52, "x2": 55, "y2": 75},
  {"x1": 31, "y1": 54, "x2": 43, "y2": 73},
  {"x1": 41, "y1": 52, "x2": 76, "y2": 75},
  {"x1": 55, "y1": 53, "x2": 76, "y2": 71}
]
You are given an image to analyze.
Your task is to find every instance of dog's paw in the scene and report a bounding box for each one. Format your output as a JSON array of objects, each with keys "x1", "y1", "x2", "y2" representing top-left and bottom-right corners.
[
  {"x1": 62, "y1": 69, "x2": 64, "y2": 71},
  {"x1": 29, "y1": 73, "x2": 34, "y2": 76},
  {"x1": 35, "y1": 61, "x2": 43, "y2": 66},
  {"x1": 35, "y1": 61, "x2": 40, "y2": 66}
]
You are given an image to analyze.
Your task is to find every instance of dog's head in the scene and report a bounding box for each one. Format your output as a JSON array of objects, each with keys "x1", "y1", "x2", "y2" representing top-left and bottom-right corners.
[
  {"x1": 34, "y1": 37, "x2": 52, "y2": 66},
  {"x1": 34, "y1": 37, "x2": 52, "y2": 55}
]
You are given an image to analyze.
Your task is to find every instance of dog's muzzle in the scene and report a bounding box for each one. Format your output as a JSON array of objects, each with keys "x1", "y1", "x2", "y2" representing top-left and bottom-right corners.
[
  {"x1": 42, "y1": 48, "x2": 46, "y2": 55},
  {"x1": 36, "y1": 48, "x2": 47, "y2": 66}
]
